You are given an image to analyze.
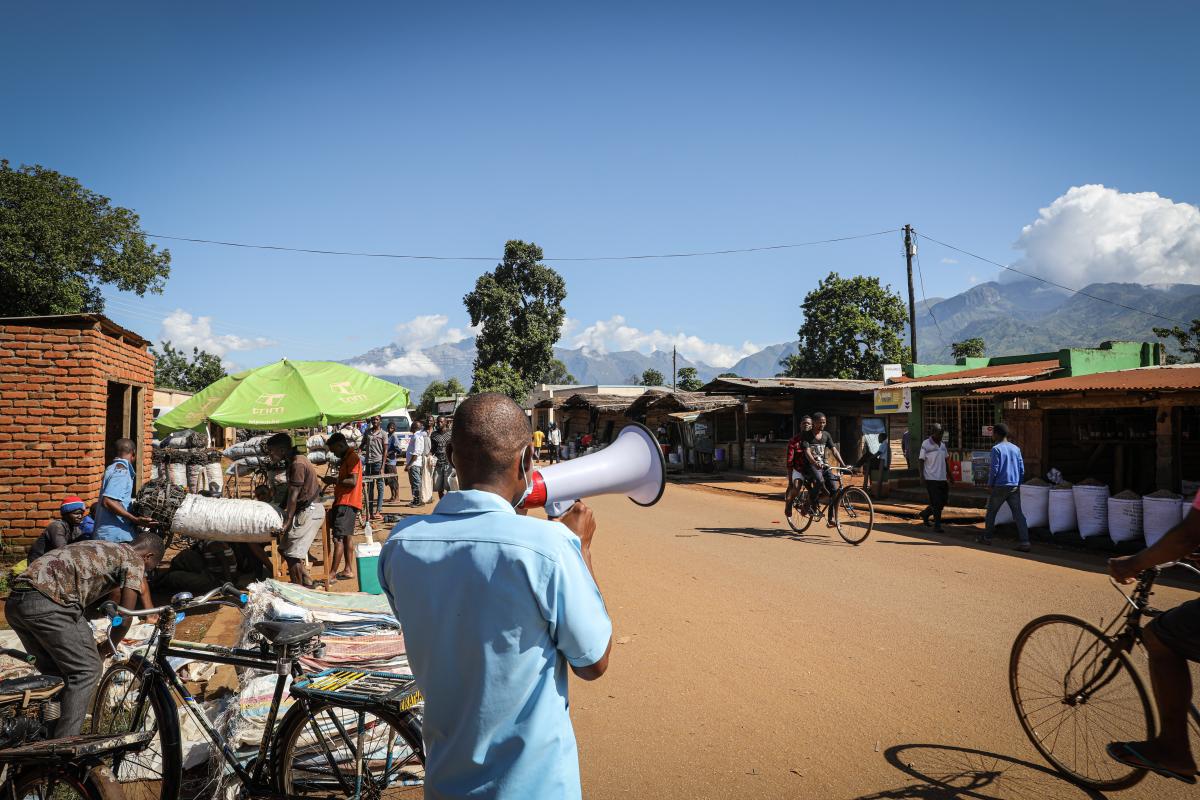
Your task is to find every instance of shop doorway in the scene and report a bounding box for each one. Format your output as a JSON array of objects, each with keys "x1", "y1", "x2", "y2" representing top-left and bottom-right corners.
[{"x1": 104, "y1": 381, "x2": 143, "y2": 487}]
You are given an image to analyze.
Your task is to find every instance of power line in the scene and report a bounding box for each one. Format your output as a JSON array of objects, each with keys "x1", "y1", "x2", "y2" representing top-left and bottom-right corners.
[
  {"x1": 915, "y1": 231, "x2": 1189, "y2": 327},
  {"x1": 145, "y1": 228, "x2": 901, "y2": 263},
  {"x1": 911, "y1": 237, "x2": 944, "y2": 340}
]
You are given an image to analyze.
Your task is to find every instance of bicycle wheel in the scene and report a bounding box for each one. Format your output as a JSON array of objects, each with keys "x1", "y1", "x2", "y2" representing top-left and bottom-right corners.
[
  {"x1": 89, "y1": 656, "x2": 182, "y2": 800},
  {"x1": 785, "y1": 487, "x2": 815, "y2": 534},
  {"x1": 9, "y1": 766, "x2": 106, "y2": 800},
  {"x1": 834, "y1": 486, "x2": 874, "y2": 545},
  {"x1": 1009, "y1": 614, "x2": 1153, "y2": 791},
  {"x1": 272, "y1": 700, "x2": 424, "y2": 799}
]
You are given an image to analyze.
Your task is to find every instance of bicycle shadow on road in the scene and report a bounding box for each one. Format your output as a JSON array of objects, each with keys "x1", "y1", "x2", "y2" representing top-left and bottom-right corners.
[
  {"x1": 851, "y1": 743, "x2": 1107, "y2": 800},
  {"x1": 693, "y1": 526, "x2": 857, "y2": 546}
]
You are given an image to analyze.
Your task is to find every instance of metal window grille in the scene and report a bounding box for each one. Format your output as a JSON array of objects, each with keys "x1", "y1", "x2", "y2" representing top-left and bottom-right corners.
[{"x1": 923, "y1": 396, "x2": 994, "y2": 451}]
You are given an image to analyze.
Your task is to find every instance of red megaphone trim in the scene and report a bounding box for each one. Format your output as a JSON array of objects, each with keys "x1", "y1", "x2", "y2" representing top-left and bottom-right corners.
[{"x1": 522, "y1": 471, "x2": 548, "y2": 508}]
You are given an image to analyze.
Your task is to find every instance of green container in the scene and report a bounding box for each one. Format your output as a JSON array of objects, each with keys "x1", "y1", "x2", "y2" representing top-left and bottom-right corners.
[{"x1": 356, "y1": 544, "x2": 383, "y2": 595}]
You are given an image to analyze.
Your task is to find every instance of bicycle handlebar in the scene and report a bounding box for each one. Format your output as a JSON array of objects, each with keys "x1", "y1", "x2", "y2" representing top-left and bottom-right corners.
[
  {"x1": 1107, "y1": 561, "x2": 1200, "y2": 610},
  {"x1": 100, "y1": 583, "x2": 248, "y2": 627}
]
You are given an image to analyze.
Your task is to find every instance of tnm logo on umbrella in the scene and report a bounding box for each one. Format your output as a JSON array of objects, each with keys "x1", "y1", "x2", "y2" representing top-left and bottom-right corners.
[
  {"x1": 328, "y1": 381, "x2": 366, "y2": 404},
  {"x1": 253, "y1": 393, "x2": 287, "y2": 416}
]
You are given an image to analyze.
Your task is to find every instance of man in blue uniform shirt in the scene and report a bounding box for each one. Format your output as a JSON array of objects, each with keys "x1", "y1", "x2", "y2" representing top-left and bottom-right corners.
[
  {"x1": 379, "y1": 393, "x2": 612, "y2": 799},
  {"x1": 95, "y1": 438, "x2": 155, "y2": 543}
]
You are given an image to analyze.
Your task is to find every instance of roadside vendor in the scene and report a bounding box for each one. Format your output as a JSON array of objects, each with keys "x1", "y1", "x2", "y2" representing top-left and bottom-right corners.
[
  {"x1": 322, "y1": 431, "x2": 362, "y2": 581},
  {"x1": 5, "y1": 535, "x2": 166, "y2": 736},
  {"x1": 27, "y1": 496, "x2": 89, "y2": 561},
  {"x1": 265, "y1": 432, "x2": 324, "y2": 587}
]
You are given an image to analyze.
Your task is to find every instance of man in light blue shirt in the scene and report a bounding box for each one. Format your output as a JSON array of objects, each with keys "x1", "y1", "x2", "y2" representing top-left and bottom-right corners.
[
  {"x1": 978, "y1": 423, "x2": 1031, "y2": 551},
  {"x1": 95, "y1": 438, "x2": 154, "y2": 543},
  {"x1": 379, "y1": 394, "x2": 612, "y2": 799}
]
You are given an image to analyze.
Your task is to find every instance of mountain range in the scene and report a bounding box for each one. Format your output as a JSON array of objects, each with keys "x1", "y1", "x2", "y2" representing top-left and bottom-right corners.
[{"x1": 347, "y1": 280, "x2": 1200, "y2": 400}]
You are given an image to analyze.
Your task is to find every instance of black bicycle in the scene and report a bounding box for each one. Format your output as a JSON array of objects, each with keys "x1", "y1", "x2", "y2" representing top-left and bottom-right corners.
[
  {"x1": 0, "y1": 647, "x2": 155, "y2": 799},
  {"x1": 785, "y1": 466, "x2": 875, "y2": 544},
  {"x1": 88, "y1": 583, "x2": 424, "y2": 800},
  {"x1": 1009, "y1": 561, "x2": 1200, "y2": 790}
]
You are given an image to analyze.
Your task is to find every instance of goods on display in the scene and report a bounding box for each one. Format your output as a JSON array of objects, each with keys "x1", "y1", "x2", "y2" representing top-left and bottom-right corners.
[
  {"x1": 1048, "y1": 487, "x2": 1077, "y2": 534},
  {"x1": 1072, "y1": 482, "x2": 1110, "y2": 538},
  {"x1": 1143, "y1": 491, "x2": 1182, "y2": 547},
  {"x1": 1019, "y1": 481, "x2": 1050, "y2": 528},
  {"x1": 224, "y1": 435, "x2": 268, "y2": 460},
  {"x1": 186, "y1": 463, "x2": 206, "y2": 493},
  {"x1": 1107, "y1": 491, "x2": 1143, "y2": 543},
  {"x1": 170, "y1": 495, "x2": 281, "y2": 543},
  {"x1": 168, "y1": 462, "x2": 187, "y2": 488}
]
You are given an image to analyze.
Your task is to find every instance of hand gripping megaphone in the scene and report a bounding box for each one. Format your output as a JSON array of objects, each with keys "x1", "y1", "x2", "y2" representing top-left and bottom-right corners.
[{"x1": 521, "y1": 422, "x2": 666, "y2": 517}]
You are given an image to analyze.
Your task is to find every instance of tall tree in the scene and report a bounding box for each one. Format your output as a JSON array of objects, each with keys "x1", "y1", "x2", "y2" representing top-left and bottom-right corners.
[
  {"x1": 1153, "y1": 320, "x2": 1200, "y2": 364},
  {"x1": 152, "y1": 341, "x2": 226, "y2": 393},
  {"x1": 416, "y1": 377, "x2": 467, "y2": 416},
  {"x1": 717, "y1": 372, "x2": 739, "y2": 378},
  {"x1": 640, "y1": 368, "x2": 665, "y2": 387},
  {"x1": 0, "y1": 161, "x2": 171, "y2": 316},
  {"x1": 780, "y1": 272, "x2": 910, "y2": 380},
  {"x1": 464, "y1": 240, "x2": 567, "y2": 399},
  {"x1": 950, "y1": 337, "x2": 987, "y2": 360},
  {"x1": 538, "y1": 358, "x2": 577, "y2": 385},
  {"x1": 676, "y1": 367, "x2": 703, "y2": 392}
]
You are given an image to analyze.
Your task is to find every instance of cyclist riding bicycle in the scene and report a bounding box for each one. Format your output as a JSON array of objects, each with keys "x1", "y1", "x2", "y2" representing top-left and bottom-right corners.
[
  {"x1": 801, "y1": 412, "x2": 847, "y2": 526},
  {"x1": 783, "y1": 415, "x2": 813, "y2": 519},
  {"x1": 1106, "y1": 497, "x2": 1200, "y2": 784}
]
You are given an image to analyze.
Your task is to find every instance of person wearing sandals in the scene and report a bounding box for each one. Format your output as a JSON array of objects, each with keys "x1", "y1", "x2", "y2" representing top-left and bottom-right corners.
[
  {"x1": 265, "y1": 433, "x2": 323, "y2": 587},
  {"x1": 323, "y1": 431, "x2": 363, "y2": 582},
  {"x1": 1106, "y1": 504, "x2": 1200, "y2": 785}
]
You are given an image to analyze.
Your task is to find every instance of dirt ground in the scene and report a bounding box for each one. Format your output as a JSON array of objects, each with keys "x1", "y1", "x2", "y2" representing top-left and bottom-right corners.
[{"x1": 568, "y1": 484, "x2": 1199, "y2": 800}]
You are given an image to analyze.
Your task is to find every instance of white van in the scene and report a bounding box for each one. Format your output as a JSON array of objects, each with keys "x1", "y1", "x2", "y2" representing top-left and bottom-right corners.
[{"x1": 380, "y1": 407, "x2": 414, "y2": 454}]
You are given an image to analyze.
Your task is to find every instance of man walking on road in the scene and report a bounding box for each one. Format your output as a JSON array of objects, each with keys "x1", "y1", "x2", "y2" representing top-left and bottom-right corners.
[
  {"x1": 405, "y1": 420, "x2": 428, "y2": 507},
  {"x1": 362, "y1": 415, "x2": 387, "y2": 521},
  {"x1": 379, "y1": 393, "x2": 611, "y2": 799},
  {"x1": 547, "y1": 421, "x2": 562, "y2": 464},
  {"x1": 978, "y1": 423, "x2": 1032, "y2": 552},
  {"x1": 918, "y1": 424, "x2": 950, "y2": 532}
]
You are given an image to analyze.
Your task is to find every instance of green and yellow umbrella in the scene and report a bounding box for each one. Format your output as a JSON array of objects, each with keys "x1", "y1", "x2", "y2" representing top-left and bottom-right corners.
[{"x1": 154, "y1": 360, "x2": 409, "y2": 435}]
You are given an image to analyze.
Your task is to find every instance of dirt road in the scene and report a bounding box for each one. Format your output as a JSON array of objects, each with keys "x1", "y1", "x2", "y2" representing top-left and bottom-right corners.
[{"x1": 569, "y1": 484, "x2": 1199, "y2": 799}]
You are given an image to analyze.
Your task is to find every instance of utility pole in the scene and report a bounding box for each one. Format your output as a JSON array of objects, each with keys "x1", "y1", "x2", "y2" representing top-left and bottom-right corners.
[
  {"x1": 904, "y1": 224, "x2": 918, "y2": 364},
  {"x1": 672, "y1": 346, "x2": 677, "y2": 392}
]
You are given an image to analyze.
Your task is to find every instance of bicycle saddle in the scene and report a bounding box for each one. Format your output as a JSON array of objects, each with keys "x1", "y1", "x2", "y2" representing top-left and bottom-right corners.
[
  {"x1": 253, "y1": 620, "x2": 324, "y2": 646},
  {"x1": 0, "y1": 675, "x2": 63, "y2": 699}
]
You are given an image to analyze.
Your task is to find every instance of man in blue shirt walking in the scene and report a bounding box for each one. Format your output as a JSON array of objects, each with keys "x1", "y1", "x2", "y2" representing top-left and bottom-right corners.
[
  {"x1": 379, "y1": 394, "x2": 612, "y2": 799},
  {"x1": 95, "y1": 438, "x2": 155, "y2": 543},
  {"x1": 978, "y1": 423, "x2": 1032, "y2": 552}
]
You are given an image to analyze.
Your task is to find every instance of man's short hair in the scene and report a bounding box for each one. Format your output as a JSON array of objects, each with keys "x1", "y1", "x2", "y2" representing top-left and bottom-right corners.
[
  {"x1": 811, "y1": 412, "x2": 826, "y2": 421},
  {"x1": 328, "y1": 431, "x2": 347, "y2": 447},
  {"x1": 452, "y1": 393, "x2": 531, "y2": 480},
  {"x1": 930, "y1": 423, "x2": 944, "y2": 434},
  {"x1": 994, "y1": 422, "x2": 1009, "y2": 439},
  {"x1": 265, "y1": 432, "x2": 293, "y2": 451},
  {"x1": 114, "y1": 438, "x2": 135, "y2": 456},
  {"x1": 132, "y1": 531, "x2": 166, "y2": 561}
]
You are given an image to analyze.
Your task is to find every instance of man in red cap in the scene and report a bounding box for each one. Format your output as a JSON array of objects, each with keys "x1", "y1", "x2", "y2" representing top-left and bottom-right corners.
[{"x1": 27, "y1": 496, "x2": 91, "y2": 561}]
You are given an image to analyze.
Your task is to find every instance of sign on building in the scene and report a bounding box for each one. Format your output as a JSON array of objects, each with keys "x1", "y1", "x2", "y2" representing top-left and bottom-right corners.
[{"x1": 873, "y1": 386, "x2": 912, "y2": 414}]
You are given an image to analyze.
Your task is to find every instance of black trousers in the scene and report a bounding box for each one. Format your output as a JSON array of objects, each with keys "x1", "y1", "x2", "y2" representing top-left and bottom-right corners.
[{"x1": 923, "y1": 479, "x2": 949, "y2": 526}]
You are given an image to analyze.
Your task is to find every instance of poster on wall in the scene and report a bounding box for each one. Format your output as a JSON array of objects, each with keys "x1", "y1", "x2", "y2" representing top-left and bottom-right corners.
[
  {"x1": 873, "y1": 386, "x2": 912, "y2": 414},
  {"x1": 971, "y1": 451, "x2": 991, "y2": 486}
]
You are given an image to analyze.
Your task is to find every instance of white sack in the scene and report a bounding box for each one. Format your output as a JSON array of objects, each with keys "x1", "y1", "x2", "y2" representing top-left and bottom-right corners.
[
  {"x1": 1073, "y1": 485, "x2": 1110, "y2": 538},
  {"x1": 1143, "y1": 496, "x2": 1183, "y2": 548},
  {"x1": 168, "y1": 462, "x2": 187, "y2": 488},
  {"x1": 170, "y1": 494, "x2": 282, "y2": 542},
  {"x1": 186, "y1": 463, "x2": 205, "y2": 493},
  {"x1": 1049, "y1": 488, "x2": 1077, "y2": 534},
  {"x1": 204, "y1": 461, "x2": 224, "y2": 493},
  {"x1": 1107, "y1": 497, "x2": 1143, "y2": 544},
  {"x1": 1020, "y1": 483, "x2": 1050, "y2": 528}
]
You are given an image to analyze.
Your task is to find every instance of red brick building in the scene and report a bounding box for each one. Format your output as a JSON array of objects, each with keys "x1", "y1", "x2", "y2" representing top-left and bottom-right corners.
[{"x1": 0, "y1": 314, "x2": 154, "y2": 550}]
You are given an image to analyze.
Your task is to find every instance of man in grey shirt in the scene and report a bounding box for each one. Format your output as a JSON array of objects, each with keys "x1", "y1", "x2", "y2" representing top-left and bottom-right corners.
[{"x1": 362, "y1": 415, "x2": 387, "y2": 520}]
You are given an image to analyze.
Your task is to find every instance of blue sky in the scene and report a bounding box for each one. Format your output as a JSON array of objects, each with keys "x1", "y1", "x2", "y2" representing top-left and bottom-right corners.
[{"x1": 5, "y1": 1, "x2": 1199, "y2": 369}]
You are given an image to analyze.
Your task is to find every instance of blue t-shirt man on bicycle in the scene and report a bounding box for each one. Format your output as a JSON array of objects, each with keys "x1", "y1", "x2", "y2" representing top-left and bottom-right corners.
[{"x1": 379, "y1": 394, "x2": 612, "y2": 800}]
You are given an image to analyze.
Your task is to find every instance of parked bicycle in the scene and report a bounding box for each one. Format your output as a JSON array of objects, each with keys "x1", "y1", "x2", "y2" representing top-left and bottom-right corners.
[
  {"x1": 1009, "y1": 561, "x2": 1200, "y2": 790},
  {"x1": 0, "y1": 646, "x2": 153, "y2": 799},
  {"x1": 88, "y1": 583, "x2": 424, "y2": 800},
  {"x1": 785, "y1": 466, "x2": 875, "y2": 545}
]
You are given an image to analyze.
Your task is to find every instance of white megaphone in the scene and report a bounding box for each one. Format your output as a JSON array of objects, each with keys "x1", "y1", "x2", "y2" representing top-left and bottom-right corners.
[{"x1": 520, "y1": 422, "x2": 666, "y2": 517}]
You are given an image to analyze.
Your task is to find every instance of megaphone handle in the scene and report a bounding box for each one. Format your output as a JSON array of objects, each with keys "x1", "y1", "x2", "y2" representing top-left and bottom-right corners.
[{"x1": 546, "y1": 499, "x2": 576, "y2": 519}]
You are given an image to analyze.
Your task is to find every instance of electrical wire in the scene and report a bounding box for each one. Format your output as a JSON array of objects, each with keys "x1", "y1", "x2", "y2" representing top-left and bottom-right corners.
[
  {"x1": 145, "y1": 228, "x2": 901, "y2": 263},
  {"x1": 915, "y1": 231, "x2": 1189, "y2": 326},
  {"x1": 911, "y1": 235, "x2": 945, "y2": 341}
]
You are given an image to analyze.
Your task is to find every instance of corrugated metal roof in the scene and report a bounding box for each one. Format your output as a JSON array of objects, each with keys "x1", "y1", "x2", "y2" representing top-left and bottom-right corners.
[
  {"x1": 700, "y1": 376, "x2": 882, "y2": 394},
  {"x1": 977, "y1": 364, "x2": 1200, "y2": 395},
  {"x1": 892, "y1": 359, "x2": 1061, "y2": 389},
  {"x1": 559, "y1": 393, "x2": 642, "y2": 412}
]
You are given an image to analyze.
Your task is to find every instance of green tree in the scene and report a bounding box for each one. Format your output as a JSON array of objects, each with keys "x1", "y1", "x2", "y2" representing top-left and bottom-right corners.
[
  {"x1": 464, "y1": 240, "x2": 567, "y2": 398},
  {"x1": 0, "y1": 161, "x2": 171, "y2": 316},
  {"x1": 1153, "y1": 320, "x2": 1200, "y2": 364},
  {"x1": 717, "y1": 372, "x2": 739, "y2": 378},
  {"x1": 780, "y1": 272, "x2": 910, "y2": 380},
  {"x1": 950, "y1": 337, "x2": 987, "y2": 360},
  {"x1": 152, "y1": 341, "x2": 226, "y2": 393},
  {"x1": 470, "y1": 362, "x2": 529, "y2": 401},
  {"x1": 538, "y1": 358, "x2": 576, "y2": 385},
  {"x1": 676, "y1": 366, "x2": 703, "y2": 392},
  {"x1": 417, "y1": 377, "x2": 467, "y2": 416},
  {"x1": 639, "y1": 368, "x2": 665, "y2": 387}
]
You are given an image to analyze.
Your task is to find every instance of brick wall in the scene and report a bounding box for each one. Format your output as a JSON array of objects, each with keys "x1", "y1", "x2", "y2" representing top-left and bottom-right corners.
[{"x1": 0, "y1": 319, "x2": 154, "y2": 549}]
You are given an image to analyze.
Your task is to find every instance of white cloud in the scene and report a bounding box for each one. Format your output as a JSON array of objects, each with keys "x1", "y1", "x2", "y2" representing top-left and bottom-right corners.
[
  {"x1": 393, "y1": 314, "x2": 479, "y2": 350},
  {"x1": 159, "y1": 310, "x2": 275, "y2": 358},
  {"x1": 351, "y1": 352, "x2": 442, "y2": 378},
  {"x1": 1012, "y1": 184, "x2": 1200, "y2": 286},
  {"x1": 558, "y1": 317, "x2": 580, "y2": 341},
  {"x1": 570, "y1": 315, "x2": 759, "y2": 368}
]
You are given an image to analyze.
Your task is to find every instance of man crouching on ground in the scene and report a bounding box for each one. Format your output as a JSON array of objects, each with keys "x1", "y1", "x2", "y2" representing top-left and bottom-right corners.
[{"x1": 379, "y1": 393, "x2": 612, "y2": 799}]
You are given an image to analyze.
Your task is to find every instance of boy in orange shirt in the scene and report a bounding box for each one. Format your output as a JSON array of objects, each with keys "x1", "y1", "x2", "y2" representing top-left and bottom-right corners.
[{"x1": 322, "y1": 431, "x2": 363, "y2": 580}]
